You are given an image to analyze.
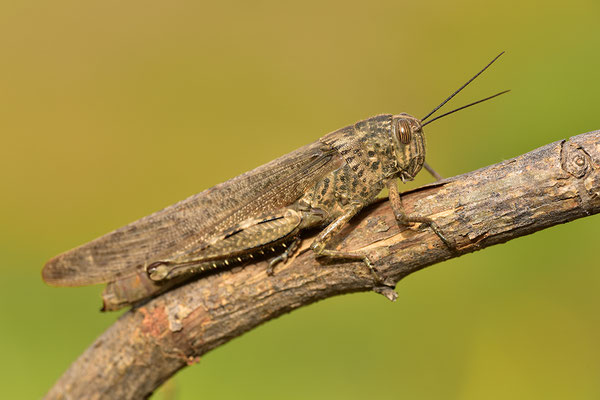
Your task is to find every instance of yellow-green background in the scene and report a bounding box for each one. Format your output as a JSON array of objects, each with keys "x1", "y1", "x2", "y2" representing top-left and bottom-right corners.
[{"x1": 2, "y1": 0, "x2": 599, "y2": 399}]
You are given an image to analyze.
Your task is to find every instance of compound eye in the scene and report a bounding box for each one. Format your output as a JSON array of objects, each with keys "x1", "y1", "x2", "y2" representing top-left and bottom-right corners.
[{"x1": 396, "y1": 119, "x2": 412, "y2": 144}]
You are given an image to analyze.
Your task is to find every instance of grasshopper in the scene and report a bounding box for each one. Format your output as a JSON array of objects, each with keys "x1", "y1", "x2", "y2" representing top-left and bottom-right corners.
[{"x1": 42, "y1": 53, "x2": 508, "y2": 311}]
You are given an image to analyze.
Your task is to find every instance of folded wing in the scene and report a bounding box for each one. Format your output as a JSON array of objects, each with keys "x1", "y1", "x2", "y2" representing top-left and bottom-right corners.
[{"x1": 43, "y1": 141, "x2": 339, "y2": 286}]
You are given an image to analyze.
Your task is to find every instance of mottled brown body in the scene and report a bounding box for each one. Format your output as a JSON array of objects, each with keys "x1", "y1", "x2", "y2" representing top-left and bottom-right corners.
[
  {"x1": 42, "y1": 53, "x2": 507, "y2": 311},
  {"x1": 43, "y1": 112, "x2": 433, "y2": 310}
]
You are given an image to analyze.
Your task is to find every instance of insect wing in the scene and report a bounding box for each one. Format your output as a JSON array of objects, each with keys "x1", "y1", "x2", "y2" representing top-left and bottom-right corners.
[{"x1": 43, "y1": 141, "x2": 340, "y2": 286}]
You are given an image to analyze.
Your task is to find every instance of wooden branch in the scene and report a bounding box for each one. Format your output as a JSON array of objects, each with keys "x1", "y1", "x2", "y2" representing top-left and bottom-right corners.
[{"x1": 44, "y1": 131, "x2": 600, "y2": 400}]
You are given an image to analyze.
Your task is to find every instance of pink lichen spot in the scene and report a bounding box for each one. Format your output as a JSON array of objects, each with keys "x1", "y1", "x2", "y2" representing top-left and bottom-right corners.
[{"x1": 186, "y1": 355, "x2": 201, "y2": 366}]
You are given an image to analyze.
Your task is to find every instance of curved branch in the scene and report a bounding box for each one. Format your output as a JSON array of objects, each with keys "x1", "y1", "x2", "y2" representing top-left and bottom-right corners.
[{"x1": 44, "y1": 131, "x2": 600, "y2": 400}]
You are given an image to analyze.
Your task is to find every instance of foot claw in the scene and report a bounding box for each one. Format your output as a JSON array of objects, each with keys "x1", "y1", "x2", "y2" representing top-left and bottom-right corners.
[
  {"x1": 266, "y1": 237, "x2": 300, "y2": 276},
  {"x1": 372, "y1": 285, "x2": 398, "y2": 302},
  {"x1": 266, "y1": 258, "x2": 280, "y2": 276}
]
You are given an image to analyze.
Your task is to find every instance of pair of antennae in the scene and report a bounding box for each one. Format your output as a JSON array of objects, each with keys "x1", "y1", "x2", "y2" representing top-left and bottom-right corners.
[{"x1": 420, "y1": 52, "x2": 509, "y2": 127}]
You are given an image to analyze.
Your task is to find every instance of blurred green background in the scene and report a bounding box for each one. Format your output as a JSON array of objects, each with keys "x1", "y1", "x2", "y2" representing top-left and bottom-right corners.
[{"x1": 1, "y1": 0, "x2": 599, "y2": 399}]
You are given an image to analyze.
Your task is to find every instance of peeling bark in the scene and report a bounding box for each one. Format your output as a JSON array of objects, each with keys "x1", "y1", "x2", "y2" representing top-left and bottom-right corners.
[{"x1": 44, "y1": 131, "x2": 600, "y2": 400}]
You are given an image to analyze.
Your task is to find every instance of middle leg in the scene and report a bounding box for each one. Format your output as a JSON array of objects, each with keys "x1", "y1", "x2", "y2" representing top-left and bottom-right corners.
[{"x1": 310, "y1": 202, "x2": 383, "y2": 283}]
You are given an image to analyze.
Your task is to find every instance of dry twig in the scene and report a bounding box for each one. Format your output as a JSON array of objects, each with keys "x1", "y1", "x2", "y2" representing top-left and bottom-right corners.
[{"x1": 44, "y1": 131, "x2": 600, "y2": 400}]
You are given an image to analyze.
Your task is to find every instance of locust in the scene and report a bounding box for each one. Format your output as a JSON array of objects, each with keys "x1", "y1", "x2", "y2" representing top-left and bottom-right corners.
[{"x1": 42, "y1": 53, "x2": 508, "y2": 311}]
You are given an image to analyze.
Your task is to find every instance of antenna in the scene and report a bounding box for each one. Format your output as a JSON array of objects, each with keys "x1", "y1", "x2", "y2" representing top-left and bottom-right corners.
[
  {"x1": 421, "y1": 52, "x2": 505, "y2": 122},
  {"x1": 421, "y1": 90, "x2": 510, "y2": 127}
]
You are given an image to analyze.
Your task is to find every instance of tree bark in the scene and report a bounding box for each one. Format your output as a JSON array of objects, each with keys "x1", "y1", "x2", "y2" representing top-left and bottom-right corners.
[{"x1": 44, "y1": 131, "x2": 600, "y2": 400}]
